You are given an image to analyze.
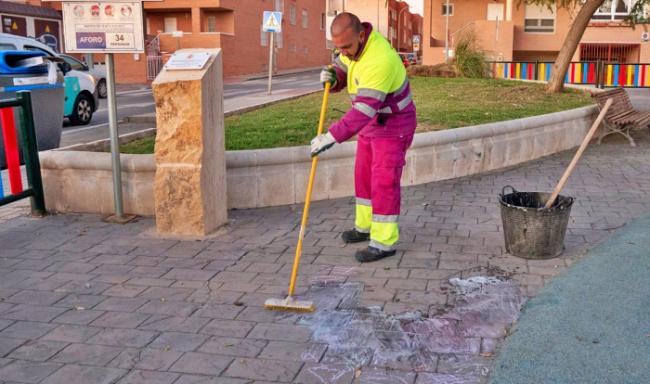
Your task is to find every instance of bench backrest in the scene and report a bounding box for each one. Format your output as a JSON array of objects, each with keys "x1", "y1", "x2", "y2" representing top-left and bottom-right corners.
[{"x1": 593, "y1": 88, "x2": 634, "y2": 119}]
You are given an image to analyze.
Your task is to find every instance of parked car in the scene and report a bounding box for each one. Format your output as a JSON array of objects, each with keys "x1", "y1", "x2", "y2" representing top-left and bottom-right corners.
[
  {"x1": 60, "y1": 54, "x2": 107, "y2": 98},
  {"x1": 0, "y1": 33, "x2": 99, "y2": 125},
  {"x1": 398, "y1": 53, "x2": 410, "y2": 68},
  {"x1": 399, "y1": 52, "x2": 418, "y2": 66}
]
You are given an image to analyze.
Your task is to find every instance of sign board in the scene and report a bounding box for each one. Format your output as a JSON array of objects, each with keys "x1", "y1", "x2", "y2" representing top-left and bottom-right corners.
[
  {"x1": 412, "y1": 35, "x2": 421, "y2": 44},
  {"x1": 34, "y1": 19, "x2": 61, "y2": 52},
  {"x1": 262, "y1": 11, "x2": 282, "y2": 33},
  {"x1": 413, "y1": 42, "x2": 420, "y2": 51},
  {"x1": 2, "y1": 16, "x2": 27, "y2": 37},
  {"x1": 61, "y1": 1, "x2": 145, "y2": 53},
  {"x1": 165, "y1": 51, "x2": 212, "y2": 71}
]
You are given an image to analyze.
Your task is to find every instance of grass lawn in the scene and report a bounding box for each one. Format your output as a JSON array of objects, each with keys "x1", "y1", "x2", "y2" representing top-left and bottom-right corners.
[{"x1": 120, "y1": 77, "x2": 593, "y2": 154}]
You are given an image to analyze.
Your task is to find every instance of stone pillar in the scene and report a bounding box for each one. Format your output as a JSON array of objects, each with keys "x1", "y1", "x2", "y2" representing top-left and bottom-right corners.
[{"x1": 152, "y1": 48, "x2": 226, "y2": 237}]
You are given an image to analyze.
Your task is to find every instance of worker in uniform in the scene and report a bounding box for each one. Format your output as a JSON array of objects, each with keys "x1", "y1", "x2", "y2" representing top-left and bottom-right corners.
[{"x1": 311, "y1": 12, "x2": 417, "y2": 263}]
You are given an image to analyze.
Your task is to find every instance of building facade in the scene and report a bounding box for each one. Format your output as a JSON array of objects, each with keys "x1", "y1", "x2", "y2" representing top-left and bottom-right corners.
[
  {"x1": 326, "y1": 0, "x2": 423, "y2": 54},
  {"x1": 0, "y1": 1, "x2": 61, "y2": 52},
  {"x1": 24, "y1": 0, "x2": 330, "y2": 83},
  {"x1": 423, "y1": 0, "x2": 650, "y2": 65}
]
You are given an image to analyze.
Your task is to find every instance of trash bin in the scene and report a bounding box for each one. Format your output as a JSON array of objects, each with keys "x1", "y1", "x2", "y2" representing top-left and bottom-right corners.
[{"x1": 0, "y1": 50, "x2": 64, "y2": 169}]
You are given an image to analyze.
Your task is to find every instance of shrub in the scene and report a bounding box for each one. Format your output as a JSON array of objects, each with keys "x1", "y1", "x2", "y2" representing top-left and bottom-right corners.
[
  {"x1": 454, "y1": 30, "x2": 488, "y2": 78},
  {"x1": 406, "y1": 63, "x2": 457, "y2": 78}
]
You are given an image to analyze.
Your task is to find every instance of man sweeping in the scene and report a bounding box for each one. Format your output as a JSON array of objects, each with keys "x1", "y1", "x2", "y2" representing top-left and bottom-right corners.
[{"x1": 311, "y1": 12, "x2": 417, "y2": 263}]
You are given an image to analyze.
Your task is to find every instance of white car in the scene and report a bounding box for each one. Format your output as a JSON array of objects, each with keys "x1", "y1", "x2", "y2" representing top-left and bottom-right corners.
[
  {"x1": 60, "y1": 54, "x2": 107, "y2": 98},
  {"x1": 0, "y1": 33, "x2": 99, "y2": 125}
]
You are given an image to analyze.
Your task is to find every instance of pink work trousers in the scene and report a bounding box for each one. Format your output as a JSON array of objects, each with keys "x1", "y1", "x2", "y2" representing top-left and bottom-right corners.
[{"x1": 355, "y1": 133, "x2": 414, "y2": 218}]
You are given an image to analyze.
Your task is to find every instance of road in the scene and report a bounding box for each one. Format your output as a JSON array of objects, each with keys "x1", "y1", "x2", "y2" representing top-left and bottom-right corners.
[{"x1": 61, "y1": 69, "x2": 321, "y2": 145}]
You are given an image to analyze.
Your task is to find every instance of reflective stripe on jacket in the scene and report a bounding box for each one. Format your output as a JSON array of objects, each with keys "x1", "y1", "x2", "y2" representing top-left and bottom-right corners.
[{"x1": 329, "y1": 23, "x2": 417, "y2": 142}]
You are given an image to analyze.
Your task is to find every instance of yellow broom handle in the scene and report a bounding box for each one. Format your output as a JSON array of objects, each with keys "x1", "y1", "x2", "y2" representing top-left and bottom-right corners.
[{"x1": 288, "y1": 81, "x2": 331, "y2": 297}]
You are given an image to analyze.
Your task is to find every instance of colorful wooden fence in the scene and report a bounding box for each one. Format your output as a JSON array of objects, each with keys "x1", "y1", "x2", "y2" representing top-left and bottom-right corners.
[
  {"x1": 599, "y1": 63, "x2": 650, "y2": 87},
  {"x1": 0, "y1": 91, "x2": 45, "y2": 216},
  {"x1": 491, "y1": 61, "x2": 650, "y2": 88}
]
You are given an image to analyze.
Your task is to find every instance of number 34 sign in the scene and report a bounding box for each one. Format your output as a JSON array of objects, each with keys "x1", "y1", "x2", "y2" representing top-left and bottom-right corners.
[{"x1": 60, "y1": 1, "x2": 145, "y2": 53}]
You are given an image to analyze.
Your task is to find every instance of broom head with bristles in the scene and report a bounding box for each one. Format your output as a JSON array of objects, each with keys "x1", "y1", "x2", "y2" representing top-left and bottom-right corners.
[{"x1": 264, "y1": 296, "x2": 315, "y2": 312}]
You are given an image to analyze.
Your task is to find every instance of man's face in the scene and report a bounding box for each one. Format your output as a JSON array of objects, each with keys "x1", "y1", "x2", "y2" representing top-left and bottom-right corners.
[{"x1": 332, "y1": 27, "x2": 365, "y2": 60}]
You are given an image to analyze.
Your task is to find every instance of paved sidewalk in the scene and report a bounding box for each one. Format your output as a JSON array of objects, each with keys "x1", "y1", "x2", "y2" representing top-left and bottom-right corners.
[
  {"x1": 1, "y1": 131, "x2": 650, "y2": 383},
  {"x1": 124, "y1": 85, "x2": 320, "y2": 125}
]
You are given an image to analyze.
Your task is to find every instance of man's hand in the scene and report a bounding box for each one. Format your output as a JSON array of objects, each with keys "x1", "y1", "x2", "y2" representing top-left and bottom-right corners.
[
  {"x1": 319, "y1": 66, "x2": 336, "y2": 86},
  {"x1": 310, "y1": 132, "x2": 336, "y2": 157}
]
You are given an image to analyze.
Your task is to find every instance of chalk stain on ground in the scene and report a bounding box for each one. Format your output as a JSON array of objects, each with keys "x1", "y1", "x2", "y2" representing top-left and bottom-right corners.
[{"x1": 295, "y1": 272, "x2": 526, "y2": 383}]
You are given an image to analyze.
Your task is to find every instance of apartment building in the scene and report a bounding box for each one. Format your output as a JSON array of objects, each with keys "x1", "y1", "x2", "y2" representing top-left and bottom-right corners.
[
  {"x1": 23, "y1": 0, "x2": 329, "y2": 83},
  {"x1": 423, "y1": 0, "x2": 650, "y2": 65},
  {"x1": 326, "y1": 0, "x2": 423, "y2": 54}
]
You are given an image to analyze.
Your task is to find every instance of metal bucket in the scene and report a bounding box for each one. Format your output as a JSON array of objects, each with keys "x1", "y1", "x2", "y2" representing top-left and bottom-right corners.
[{"x1": 499, "y1": 186, "x2": 574, "y2": 259}]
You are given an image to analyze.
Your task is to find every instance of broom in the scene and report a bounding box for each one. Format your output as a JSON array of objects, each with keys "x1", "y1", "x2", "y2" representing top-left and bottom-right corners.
[{"x1": 264, "y1": 81, "x2": 332, "y2": 312}]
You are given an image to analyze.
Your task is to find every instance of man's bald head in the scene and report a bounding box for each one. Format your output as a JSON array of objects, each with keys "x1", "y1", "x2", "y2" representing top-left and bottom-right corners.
[
  {"x1": 331, "y1": 12, "x2": 363, "y2": 36},
  {"x1": 331, "y1": 12, "x2": 365, "y2": 60}
]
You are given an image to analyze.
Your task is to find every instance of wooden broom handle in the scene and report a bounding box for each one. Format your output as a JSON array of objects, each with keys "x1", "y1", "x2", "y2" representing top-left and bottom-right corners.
[{"x1": 544, "y1": 97, "x2": 613, "y2": 209}]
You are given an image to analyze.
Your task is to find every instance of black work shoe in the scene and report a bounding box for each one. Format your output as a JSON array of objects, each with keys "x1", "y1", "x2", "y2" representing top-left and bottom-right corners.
[
  {"x1": 341, "y1": 229, "x2": 370, "y2": 243},
  {"x1": 355, "y1": 246, "x2": 396, "y2": 263}
]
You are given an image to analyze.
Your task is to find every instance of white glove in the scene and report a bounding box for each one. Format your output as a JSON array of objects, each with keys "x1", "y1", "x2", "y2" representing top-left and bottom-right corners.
[
  {"x1": 319, "y1": 66, "x2": 336, "y2": 86},
  {"x1": 310, "y1": 132, "x2": 336, "y2": 157}
]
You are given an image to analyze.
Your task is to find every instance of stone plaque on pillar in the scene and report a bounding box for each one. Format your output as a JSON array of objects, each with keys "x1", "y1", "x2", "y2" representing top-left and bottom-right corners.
[{"x1": 152, "y1": 48, "x2": 226, "y2": 237}]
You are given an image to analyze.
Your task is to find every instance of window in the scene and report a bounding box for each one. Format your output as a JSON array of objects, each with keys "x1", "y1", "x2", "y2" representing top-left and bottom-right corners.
[
  {"x1": 0, "y1": 43, "x2": 16, "y2": 50},
  {"x1": 321, "y1": 13, "x2": 326, "y2": 30},
  {"x1": 261, "y1": 25, "x2": 268, "y2": 46},
  {"x1": 163, "y1": 17, "x2": 177, "y2": 33},
  {"x1": 391, "y1": 10, "x2": 396, "y2": 20},
  {"x1": 290, "y1": 4, "x2": 296, "y2": 25},
  {"x1": 24, "y1": 45, "x2": 52, "y2": 55},
  {"x1": 276, "y1": 31, "x2": 283, "y2": 48},
  {"x1": 487, "y1": 3, "x2": 504, "y2": 20},
  {"x1": 61, "y1": 55, "x2": 86, "y2": 71},
  {"x1": 524, "y1": 4, "x2": 555, "y2": 32},
  {"x1": 275, "y1": 0, "x2": 284, "y2": 12},
  {"x1": 302, "y1": 9, "x2": 308, "y2": 28},
  {"x1": 206, "y1": 16, "x2": 216, "y2": 32},
  {"x1": 442, "y1": 4, "x2": 454, "y2": 16},
  {"x1": 592, "y1": 0, "x2": 635, "y2": 21}
]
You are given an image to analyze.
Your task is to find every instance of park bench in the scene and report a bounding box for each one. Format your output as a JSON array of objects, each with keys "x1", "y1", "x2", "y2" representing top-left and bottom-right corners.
[{"x1": 592, "y1": 87, "x2": 650, "y2": 147}]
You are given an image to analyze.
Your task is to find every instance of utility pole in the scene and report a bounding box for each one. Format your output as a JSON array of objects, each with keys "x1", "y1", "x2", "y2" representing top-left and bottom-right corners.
[{"x1": 445, "y1": 0, "x2": 450, "y2": 63}]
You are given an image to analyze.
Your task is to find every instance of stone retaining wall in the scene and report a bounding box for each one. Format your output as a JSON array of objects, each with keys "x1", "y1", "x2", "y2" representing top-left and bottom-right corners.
[{"x1": 40, "y1": 105, "x2": 597, "y2": 215}]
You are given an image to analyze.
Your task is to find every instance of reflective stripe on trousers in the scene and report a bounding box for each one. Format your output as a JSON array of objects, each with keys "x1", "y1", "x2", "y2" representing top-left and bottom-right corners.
[{"x1": 354, "y1": 134, "x2": 413, "y2": 251}]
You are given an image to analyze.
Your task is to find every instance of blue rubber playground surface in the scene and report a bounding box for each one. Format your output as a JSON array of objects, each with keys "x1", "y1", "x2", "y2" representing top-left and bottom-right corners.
[{"x1": 490, "y1": 214, "x2": 650, "y2": 384}]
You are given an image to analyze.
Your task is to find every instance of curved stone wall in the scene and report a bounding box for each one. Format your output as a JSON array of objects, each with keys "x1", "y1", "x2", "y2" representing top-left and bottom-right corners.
[{"x1": 40, "y1": 105, "x2": 597, "y2": 215}]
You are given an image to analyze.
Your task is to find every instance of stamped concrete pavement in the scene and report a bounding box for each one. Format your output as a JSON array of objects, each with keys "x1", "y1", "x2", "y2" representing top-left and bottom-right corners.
[{"x1": 1, "y1": 130, "x2": 650, "y2": 383}]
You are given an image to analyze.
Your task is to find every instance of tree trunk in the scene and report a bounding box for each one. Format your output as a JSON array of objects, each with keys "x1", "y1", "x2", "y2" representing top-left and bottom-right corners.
[{"x1": 546, "y1": 0, "x2": 606, "y2": 93}]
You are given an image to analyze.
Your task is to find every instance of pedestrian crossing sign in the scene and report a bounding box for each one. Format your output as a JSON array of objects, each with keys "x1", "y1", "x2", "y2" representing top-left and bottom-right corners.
[{"x1": 263, "y1": 11, "x2": 282, "y2": 33}]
